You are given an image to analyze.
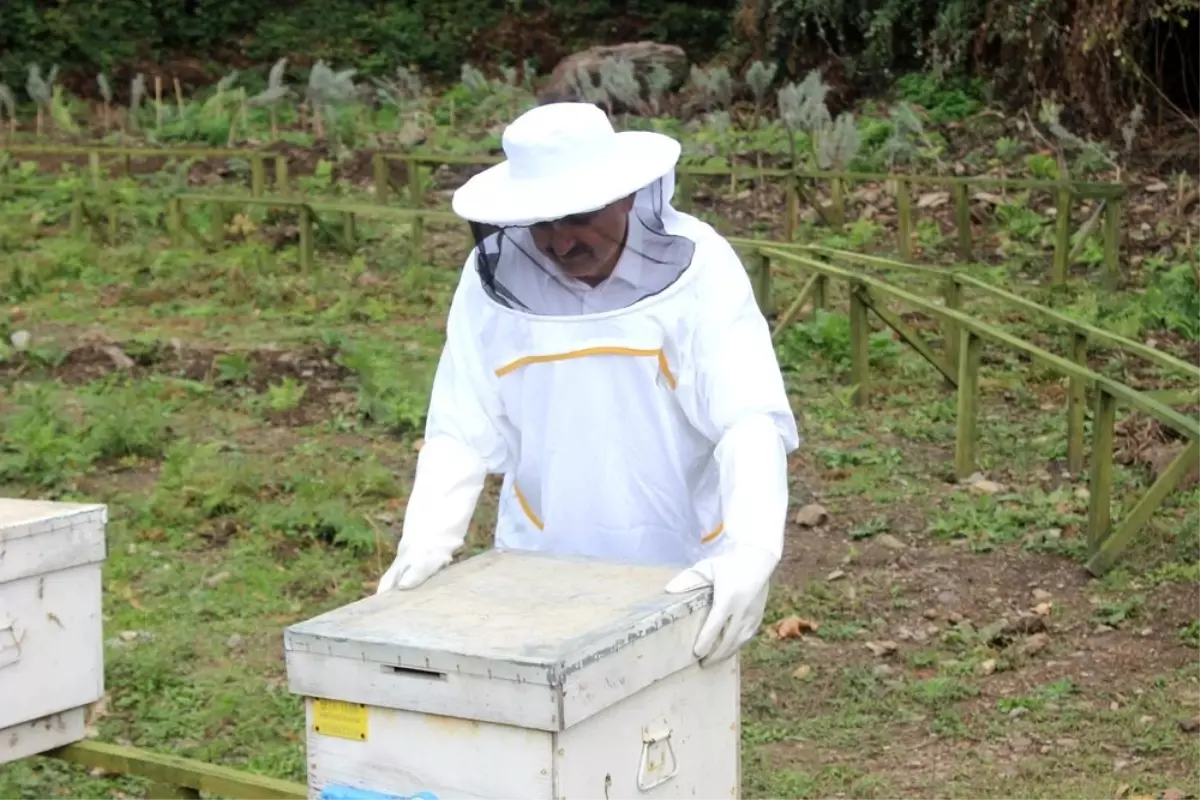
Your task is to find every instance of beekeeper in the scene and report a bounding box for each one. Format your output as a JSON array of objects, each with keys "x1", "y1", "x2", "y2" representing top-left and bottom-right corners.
[{"x1": 376, "y1": 102, "x2": 800, "y2": 666}]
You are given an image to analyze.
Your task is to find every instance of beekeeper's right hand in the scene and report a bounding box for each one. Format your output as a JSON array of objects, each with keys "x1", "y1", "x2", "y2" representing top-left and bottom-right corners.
[{"x1": 375, "y1": 435, "x2": 488, "y2": 594}]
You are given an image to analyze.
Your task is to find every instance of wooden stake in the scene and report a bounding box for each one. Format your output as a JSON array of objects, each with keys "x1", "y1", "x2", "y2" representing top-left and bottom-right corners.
[
  {"x1": 173, "y1": 78, "x2": 185, "y2": 116},
  {"x1": 155, "y1": 76, "x2": 163, "y2": 131}
]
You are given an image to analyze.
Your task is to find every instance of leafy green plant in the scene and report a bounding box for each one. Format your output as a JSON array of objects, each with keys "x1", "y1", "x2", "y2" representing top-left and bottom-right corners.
[
  {"x1": 266, "y1": 377, "x2": 308, "y2": 411},
  {"x1": 777, "y1": 309, "x2": 901, "y2": 373},
  {"x1": 1138, "y1": 262, "x2": 1200, "y2": 340}
]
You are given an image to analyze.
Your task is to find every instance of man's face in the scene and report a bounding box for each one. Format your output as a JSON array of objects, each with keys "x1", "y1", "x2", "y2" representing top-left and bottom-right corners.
[{"x1": 529, "y1": 196, "x2": 635, "y2": 283}]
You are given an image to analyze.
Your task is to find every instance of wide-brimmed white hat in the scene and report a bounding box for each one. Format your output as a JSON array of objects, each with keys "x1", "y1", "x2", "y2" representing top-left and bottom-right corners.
[{"x1": 451, "y1": 102, "x2": 681, "y2": 227}]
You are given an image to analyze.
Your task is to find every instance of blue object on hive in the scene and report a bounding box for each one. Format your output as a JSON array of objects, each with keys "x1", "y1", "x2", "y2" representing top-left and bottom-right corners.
[{"x1": 319, "y1": 785, "x2": 439, "y2": 800}]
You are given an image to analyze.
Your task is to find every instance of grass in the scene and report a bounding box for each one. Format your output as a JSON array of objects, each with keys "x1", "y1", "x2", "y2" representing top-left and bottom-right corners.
[{"x1": 0, "y1": 118, "x2": 1198, "y2": 800}]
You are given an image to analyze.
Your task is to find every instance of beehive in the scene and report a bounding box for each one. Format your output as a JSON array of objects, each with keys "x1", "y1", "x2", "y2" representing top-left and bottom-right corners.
[
  {"x1": 285, "y1": 548, "x2": 740, "y2": 799},
  {"x1": 0, "y1": 499, "x2": 107, "y2": 764}
]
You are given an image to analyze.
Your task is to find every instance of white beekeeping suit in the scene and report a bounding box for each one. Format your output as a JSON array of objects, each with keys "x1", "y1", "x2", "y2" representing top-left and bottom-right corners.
[{"x1": 377, "y1": 102, "x2": 801, "y2": 666}]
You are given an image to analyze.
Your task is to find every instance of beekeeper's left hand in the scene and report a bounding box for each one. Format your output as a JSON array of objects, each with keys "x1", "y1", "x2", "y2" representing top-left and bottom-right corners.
[{"x1": 664, "y1": 544, "x2": 777, "y2": 666}]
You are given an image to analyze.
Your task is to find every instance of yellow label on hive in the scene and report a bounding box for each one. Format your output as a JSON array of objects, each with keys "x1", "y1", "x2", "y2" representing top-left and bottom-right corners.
[{"x1": 312, "y1": 699, "x2": 368, "y2": 742}]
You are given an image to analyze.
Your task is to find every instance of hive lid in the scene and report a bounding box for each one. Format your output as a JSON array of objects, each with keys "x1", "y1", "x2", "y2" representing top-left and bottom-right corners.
[
  {"x1": 284, "y1": 548, "x2": 710, "y2": 686},
  {"x1": 0, "y1": 499, "x2": 107, "y2": 541}
]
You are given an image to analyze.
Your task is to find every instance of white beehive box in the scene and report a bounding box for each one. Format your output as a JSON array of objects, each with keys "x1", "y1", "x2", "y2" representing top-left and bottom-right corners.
[
  {"x1": 0, "y1": 499, "x2": 107, "y2": 765},
  {"x1": 284, "y1": 549, "x2": 740, "y2": 800}
]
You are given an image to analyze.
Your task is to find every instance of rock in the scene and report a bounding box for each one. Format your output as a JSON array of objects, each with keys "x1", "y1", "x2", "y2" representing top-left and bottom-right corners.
[
  {"x1": 203, "y1": 571, "x2": 232, "y2": 588},
  {"x1": 962, "y1": 472, "x2": 1005, "y2": 494},
  {"x1": 1179, "y1": 715, "x2": 1200, "y2": 733},
  {"x1": 948, "y1": 611, "x2": 965, "y2": 623},
  {"x1": 877, "y1": 533, "x2": 907, "y2": 550},
  {"x1": 101, "y1": 345, "x2": 135, "y2": 370},
  {"x1": 1033, "y1": 602, "x2": 1053, "y2": 617},
  {"x1": 1094, "y1": 623, "x2": 1115, "y2": 635},
  {"x1": 227, "y1": 634, "x2": 246, "y2": 650},
  {"x1": 539, "y1": 42, "x2": 688, "y2": 108},
  {"x1": 872, "y1": 664, "x2": 896, "y2": 678},
  {"x1": 937, "y1": 591, "x2": 960, "y2": 607},
  {"x1": 1075, "y1": 486, "x2": 1091, "y2": 500},
  {"x1": 794, "y1": 503, "x2": 829, "y2": 527},
  {"x1": 1162, "y1": 789, "x2": 1185, "y2": 800},
  {"x1": 923, "y1": 608, "x2": 939, "y2": 620},
  {"x1": 977, "y1": 658, "x2": 997, "y2": 676},
  {"x1": 10, "y1": 330, "x2": 31, "y2": 351},
  {"x1": 119, "y1": 631, "x2": 139, "y2": 642},
  {"x1": 826, "y1": 569, "x2": 846, "y2": 581},
  {"x1": 1008, "y1": 706, "x2": 1029, "y2": 719},
  {"x1": 865, "y1": 640, "x2": 898, "y2": 657},
  {"x1": 969, "y1": 479, "x2": 1005, "y2": 495},
  {"x1": 1019, "y1": 632, "x2": 1051, "y2": 656},
  {"x1": 791, "y1": 664, "x2": 812, "y2": 680},
  {"x1": 1031, "y1": 588, "x2": 1053, "y2": 601}
]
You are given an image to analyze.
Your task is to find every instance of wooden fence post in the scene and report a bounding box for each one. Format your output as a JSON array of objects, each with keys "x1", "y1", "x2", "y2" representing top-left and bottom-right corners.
[
  {"x1": 407, "y1": 158, "x2": 424, "y2": 262},
  {"x1": 250, "y1": 155, "x2": 265, "y2": 198},
  {"x1": 1102, "y1": 195, "x2": 1122, "y2": 290},
  {"x1": 954, "y1": 330, "x2": 983, "y2": 480},
  {"x1": 953, "y1": 183, "x2": 971, "y2": 261},
  {"x1": 752, "y1": 252, "x2": 772, "y2": 316},
  {"x1": 849, "y1": 284, "x2": 870, "y2": 406},
  {"x1": 1051, "y1": 185, "x2": 1072, "y2": 287},
  {"x1": 298, "y1": 205, "x2": 313, "y2": 270},
  {"x1": 942, "y1": 275, "x2": 962, "y2": 388},
  {"x1": 274, "y1": 155, "x2": 289, "y2": 194},
  {"x1": 896, "y1": 178, "x2": 913, "y2": 260},
  {"x1": 1087, "y1": 389, "x2": 1117, "y2": 551},
  {"x1": 1066, "y1": 332, "x2": 1089, "y2": 474}
]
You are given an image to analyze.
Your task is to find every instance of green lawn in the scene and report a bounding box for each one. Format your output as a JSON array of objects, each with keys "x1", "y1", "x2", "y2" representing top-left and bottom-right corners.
[{"x1": 0, "y1": 166, "x2": 1197, "y2": 800}]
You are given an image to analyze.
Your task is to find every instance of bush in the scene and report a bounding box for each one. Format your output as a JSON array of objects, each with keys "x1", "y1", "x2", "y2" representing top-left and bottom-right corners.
[{"x1": 0, "y1": 0, "x2": 734, "y2": 95}]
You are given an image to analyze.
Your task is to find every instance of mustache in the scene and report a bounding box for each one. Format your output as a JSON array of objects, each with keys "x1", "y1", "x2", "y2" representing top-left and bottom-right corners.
[{"x1": 560, "y1": 243, "x2": 592, "y2": 260}]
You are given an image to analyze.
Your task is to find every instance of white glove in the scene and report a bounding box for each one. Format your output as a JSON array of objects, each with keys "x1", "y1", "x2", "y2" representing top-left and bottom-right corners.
[
  {"x1": 376, "y1": 435, "x2": 487, "y2": 594},
  {"x1": 666, "y1": 413, "x2": 789, "y2": 665},
  {"x1": 665, "y1": 545, "x2": 777, "y2": 665}
]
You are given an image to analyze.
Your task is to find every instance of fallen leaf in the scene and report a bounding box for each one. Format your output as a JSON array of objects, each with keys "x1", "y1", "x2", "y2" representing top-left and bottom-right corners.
[
  {"x1": 876, "y1": 533, "x2": 907, "y2": 551},
  {"x1": 968, "y1": 479, "x2": 1005, "y2": 495},
  {"x1": 773, "y1": 616, "x2": 820, "y2": 639},
  {"x1": 917, "y1": 190, "x2": 950, "y2": 209},
  {"x1": 865, "y1": 640, "x2": 898, "y2": 657},
  {"x1": 1162, "y1": 789, "x2": 1185, "y2": 800},
  {"x1": 794, "y1": 503, "x2": 829, "y2": 527},
  {"x1": 972, "y1": 191, "x2": 1006, "y2": 205},
  {"x1": 1112, "y1": 782, "x2": 1131, "y2": 799},
  {"x1": 977, "y1": 658, "x2": 997, "y2": 676},
  {"x1": 792, "y1": 664, "x2": 812, "y2": 679},
  {"x1": 1146, "y1": 180, "x2": 1169, "y2": 192},
  {"x1": 1034, "y1": 602, "x2": 1053, "y2": 616},
  {"x1": 826, "y1": 569, "x2": 846, "y2": 581}
]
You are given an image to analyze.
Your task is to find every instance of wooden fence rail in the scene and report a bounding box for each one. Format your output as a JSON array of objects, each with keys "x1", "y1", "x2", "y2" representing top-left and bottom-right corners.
[
  {"x1": 729, "y1": 240, "x2": 1200, "y2": 474},
  {"x1": 753, "y1": 244, "x2": 1200, "y2": 576},
  {"x1": 2, "y1": 142, "x2": 1128, "y2": 288},
  {"x1": 45, "y1": 740, "x2": 306, "y2": 799}
]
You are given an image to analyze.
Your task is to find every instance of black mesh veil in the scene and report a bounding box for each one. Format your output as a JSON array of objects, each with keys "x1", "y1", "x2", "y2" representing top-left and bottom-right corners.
[{"x1": 468, "y1": 173, "x2": 696, "y2": 315}]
